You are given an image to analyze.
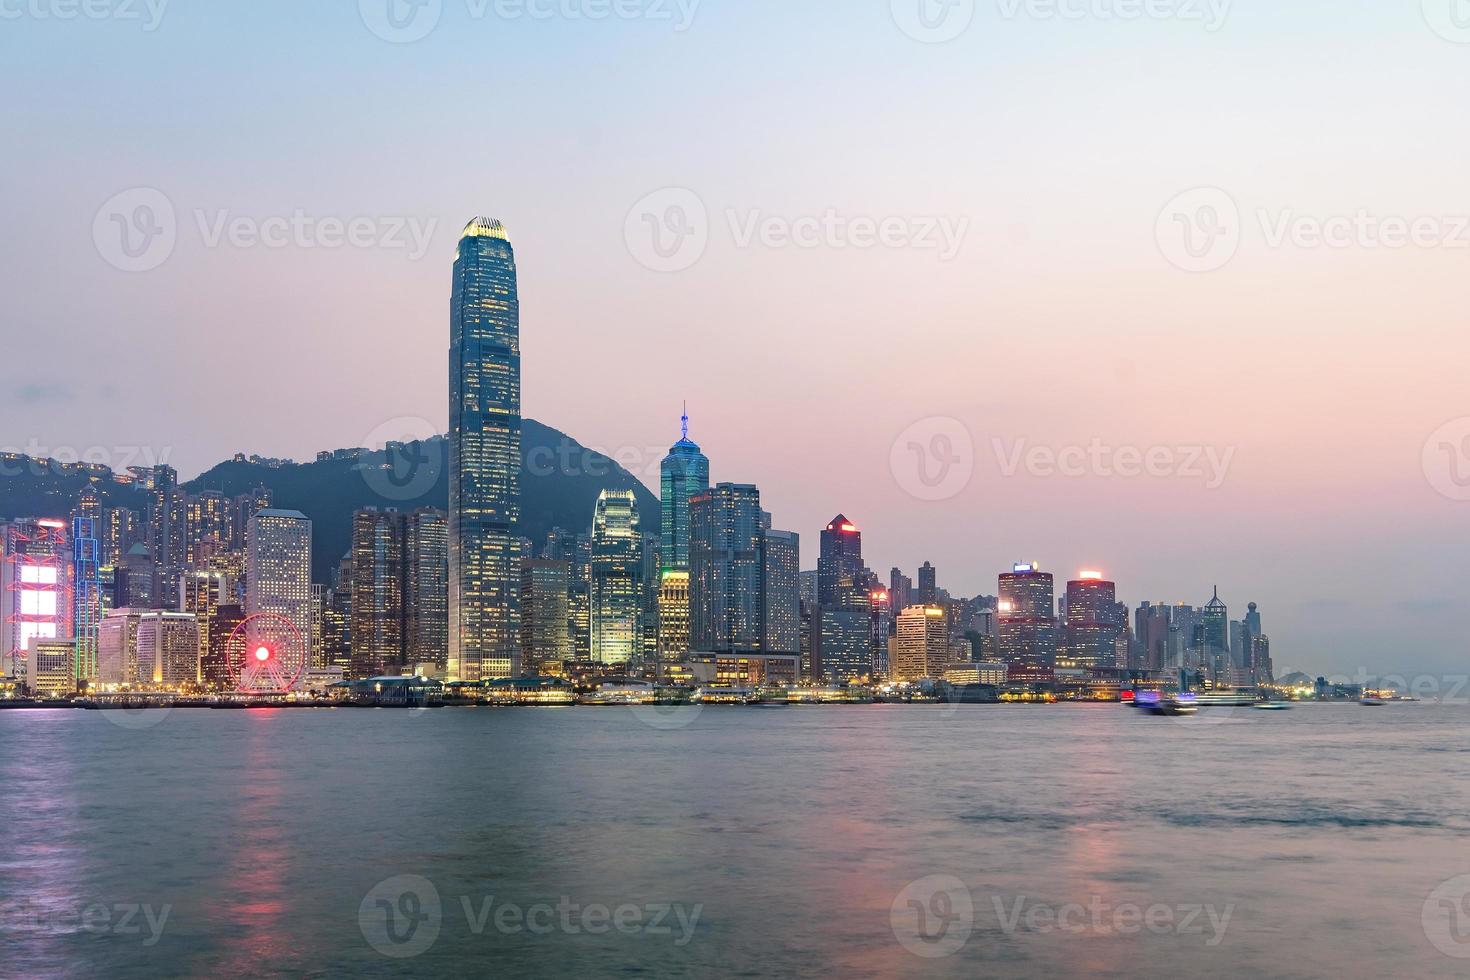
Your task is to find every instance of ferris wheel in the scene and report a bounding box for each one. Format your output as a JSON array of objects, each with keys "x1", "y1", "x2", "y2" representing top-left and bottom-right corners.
[{"x1": 227, "y1": 613, "x2": 308, "y2": 695}]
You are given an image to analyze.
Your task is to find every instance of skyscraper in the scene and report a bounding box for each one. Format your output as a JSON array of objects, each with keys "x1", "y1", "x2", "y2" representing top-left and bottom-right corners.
[
  {"x1": 520, "y1": 559, "x2": 572, "y2": 676},
  {"x1": 350, "y1": 508, "x2": 406, "y2": 679},
  {"x1": 1, "y1": 519, "x2": 72, "y2": 684},
  {"x1": 659, "y1": 406, "x2": 710, "y2": 573},
  {"x1": 1202, "y1": 587, "x2": 1231, "y2": 683},
  {"x1": 917, "y1": 562, "x2": 937, "y2": 605},
  {"x1": 762, "y1": 529, "x2": 801, "y2": 655},
  {"x1": 817, "y1": 516, "x2": 863, "y2": 609},
  {"x1": 1060, "y1": 570, "x2": 1126, "y2": 670},
  {"x1": 657, "y1": 570, "x2": 691, "y2": 674},
  {"x1": 589, "y1": 490, "x2": 643, "y2": 666},
  {"x1": 893, "y1": 605, "x2": 951, "y2": 683},
  {"x1": 403, "y1": 509, "x2": 449, "y2": 670},
  {"x1": 689, "y1": 483, "x2": 765, "y2": 654},
  {"x1": 245, "y1": 509, "x2": 312, "y2": 668},
  {"x1": 998, "y1": 562, "x2": 1057, "y2": 675},
  {"x1": 449, "y1": 217, "x2": 522, "y2": 682}
]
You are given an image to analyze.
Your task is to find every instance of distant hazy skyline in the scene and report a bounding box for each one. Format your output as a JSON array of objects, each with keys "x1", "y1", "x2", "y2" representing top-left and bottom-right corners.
[{"x1": 4, "y1": 1, "x2": 1468, "y2": 678}]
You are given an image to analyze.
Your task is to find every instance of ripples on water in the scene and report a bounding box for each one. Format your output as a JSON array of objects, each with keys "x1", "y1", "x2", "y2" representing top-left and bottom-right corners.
[{"x1": 1, "y1": 704, "x2": 1468, "y2": 978}]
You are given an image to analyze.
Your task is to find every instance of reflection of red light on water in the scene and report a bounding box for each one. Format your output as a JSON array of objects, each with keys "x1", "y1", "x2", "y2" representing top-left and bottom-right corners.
[{"x1": 254, "y1": 646, "x2": 271, "y2": 662}]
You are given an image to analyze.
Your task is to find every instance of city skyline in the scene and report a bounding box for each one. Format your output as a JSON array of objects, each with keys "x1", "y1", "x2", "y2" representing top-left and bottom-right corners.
[{"x1": 5, "y1": 7, "x2": 1468, "y2": 680}]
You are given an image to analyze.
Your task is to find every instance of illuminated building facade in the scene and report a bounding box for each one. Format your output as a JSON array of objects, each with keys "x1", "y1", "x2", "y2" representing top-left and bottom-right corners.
[
  {"x1": 26, "y1": 640, "x2": 75, "y2": 697},
  {"x1": 182, "y1": 571, "x2": 234, "y2": 685},
  {"x1": 1060, "y1": 571, "x2": 1126, "y2": 670},
  {"x1": 762, "y1": 529, "x2": 800, "y2": 655},
  {"x1": 71, "y1": 511, "x2": 102, "y2": 684},
  {"x1": 689, "y1": 483, "x2": 765, "y2": 655},
  {"x1": 351, "y1": 508, "x2": 405, "y2": 678},
  {"x1": 135, "y1": 611, "x2": 200, "y2": 687},
  {"x1": 659, "y1": 407, "x2": 710, "y2": 572},
  {"x1": 814, "y1": 608, "x2": 872, "y2": 683},
  {"x1": 449, "y1": 217, "x2": 522, "y2": 682},
  {"x1": 1, "y1": 519, "x2": 72, "y2": 683},
  {"x1": 246, "y1": 509, "x2": 312, "y2": 665},
  {"x1": 1202, "y1": 587, "x2": 1230, "y2": 681},
  {"x1": 520, "y1": 559, "x2": 572, "y2": 675},
  {"x1": 998, "y1": 562, "x2": 1057, "y2": 672},
  {"x1": 893, "y1": 605, "x2": 951, "y2": 682},
  {"x1": 589, "y1": 490, "x2": 643, "y2": 666},
  {"x1": 657, "y1": 569, "x2": 691, "y2": 673},
  {"x1": 403, "y1": 509, "x2": 449, "y2": 670},
  {"x1": 97, "y1": 608, "x2": 143, "y2": 686},
  {"x1": 817, "y1": 516, "x2": 864, "y2": 609}
]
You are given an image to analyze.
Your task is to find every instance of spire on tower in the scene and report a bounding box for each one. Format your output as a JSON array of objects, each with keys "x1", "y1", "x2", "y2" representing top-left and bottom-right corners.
[{"x1": 681, "y1": 401, "x2": 689, "y2": 442}]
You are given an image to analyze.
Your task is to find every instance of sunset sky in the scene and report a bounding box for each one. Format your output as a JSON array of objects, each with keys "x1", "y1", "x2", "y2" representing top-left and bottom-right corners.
[{"x1": 3, "y1": 1, "x2": 1467, "y2": 678}]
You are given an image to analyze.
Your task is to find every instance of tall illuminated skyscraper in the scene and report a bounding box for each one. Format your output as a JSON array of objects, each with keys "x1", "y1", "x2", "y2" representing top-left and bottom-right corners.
[
  {"x1": 350, "y1": 508, "x2": 405, "y2": 679},
  {"x1": 817, "y1": 516, "x2": 863, "y2": 609},
  {"x1": 689, "y1": 483, "x2": 764, "y2": 654},
  {"x1": 998, "y1": 561, "x2": 1057, "y2": 675},
  {"x1": 245, "y1": 509, "x2": 312, "y2": 662},
  {"x1": 660, "y1": 406, "x2": 710, "y2": 573},
  {"x1": 762, "y1": 529, "x2": 800, "y2": 655},
  {"x1": 449, "y1": 217, "x2": 522, "y2": 681},
  {"x1": 403, "y1": 509, "x2": 449, "y2": 671},
  {"x1": 590, "y1": 490, "x2": 643, "y2": 665},
  {"x1": 1060, "y1": 570, "x2": 1125, "y2": 670}
]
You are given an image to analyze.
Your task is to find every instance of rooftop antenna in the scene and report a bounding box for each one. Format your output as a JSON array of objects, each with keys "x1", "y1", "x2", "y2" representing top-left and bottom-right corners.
[{"x1": 681, "y1": 401, "x2": 689, "y2": 442}]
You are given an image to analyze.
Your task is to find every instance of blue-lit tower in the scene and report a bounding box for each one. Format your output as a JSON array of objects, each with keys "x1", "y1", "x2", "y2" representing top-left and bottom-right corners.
[{"x1": 659, "y1": 405, "x2": 710, "y2": 572}]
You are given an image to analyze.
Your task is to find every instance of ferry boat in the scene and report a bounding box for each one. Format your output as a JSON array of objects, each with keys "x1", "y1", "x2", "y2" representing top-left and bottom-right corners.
[
  {"x1": 1192, "y1": 690, "x2": 1261, "y2": 708},
  {"x1": 1134, "y1": 691, "x2": 1199, "y2": 716},
  {"x1": 1360, "y1": 696, "x2": 1387, "y2": 706}
]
